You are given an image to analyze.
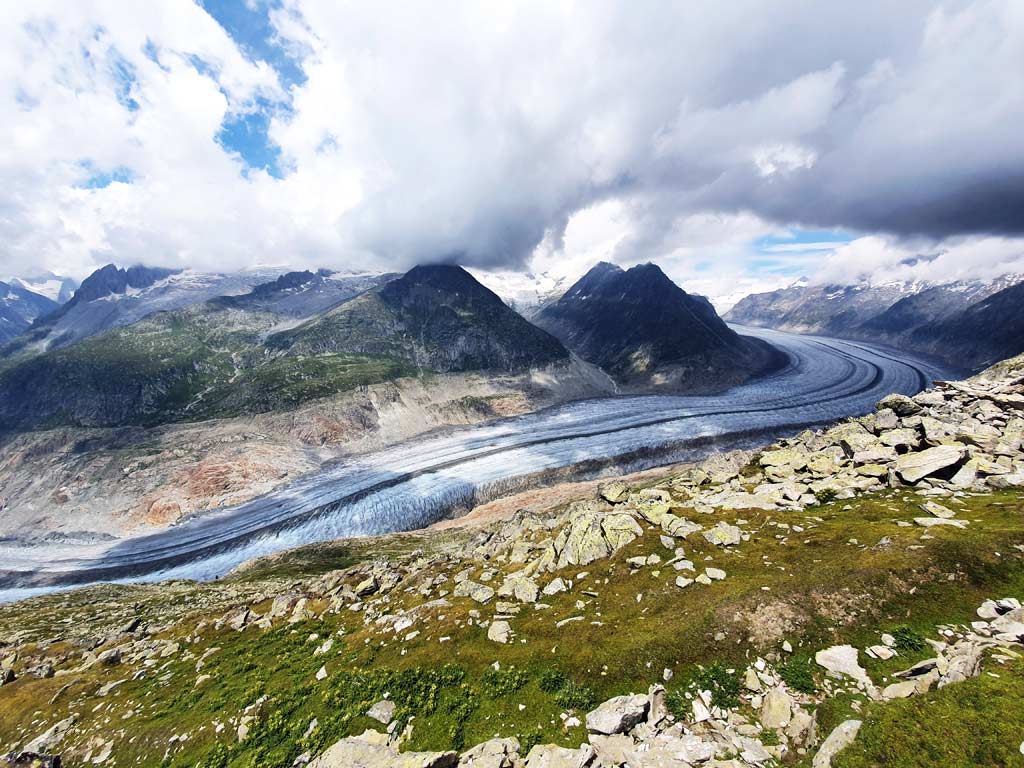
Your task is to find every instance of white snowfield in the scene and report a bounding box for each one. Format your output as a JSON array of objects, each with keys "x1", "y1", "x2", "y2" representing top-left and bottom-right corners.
[{"x1": 0, "y1": 327, "x2": 954, "y2": 602}]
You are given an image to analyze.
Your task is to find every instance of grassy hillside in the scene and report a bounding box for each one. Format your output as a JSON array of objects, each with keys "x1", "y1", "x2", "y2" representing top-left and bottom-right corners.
[{"x1": 1, "y1": 485, "x2": 1021, "y2": 766}]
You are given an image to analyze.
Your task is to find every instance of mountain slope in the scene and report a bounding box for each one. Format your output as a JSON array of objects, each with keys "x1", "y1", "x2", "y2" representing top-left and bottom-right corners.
[
  {"x1": 908, "y1": 281, "x2": 1024, "y2": 369},
  {"x1": 0, "y1": 266, "x2": 568, "y2": 431},
  {"x1": 0, "y1": 281, "x2": 59, "y2": 343},
  {"x1": 725, "y1": 276, "x2": 1019, "y2": 370},
  {"x1": 534, "y1": 262, "x2": 783, "y2": 391},
  {"x1": 6, "y1": 272, "x2": 78, "y2": 304},
  {"x1": 724, "y1": 280, "x2": 913, "y2": 336},
  {"x1": 1, "y1": 264, "x2": 303, "y2": 356},
  {"x1": 272, "y1": 264, "x2": 569, "y2": 372}
]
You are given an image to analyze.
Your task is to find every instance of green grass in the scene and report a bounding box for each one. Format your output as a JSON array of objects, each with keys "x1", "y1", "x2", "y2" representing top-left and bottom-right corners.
[
  {"x1": 1, "y1": 489, "x2": 1022, "y2": 766},
  {"x1": 832, "y1": 659, "x2": 1024, "y2": 768},
  {"x1": 0, "y1": 300, "x2": 419, "y2": 430}
]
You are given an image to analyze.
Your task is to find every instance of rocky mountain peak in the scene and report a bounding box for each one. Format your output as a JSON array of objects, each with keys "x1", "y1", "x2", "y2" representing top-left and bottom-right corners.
[
  {"x1": 379, "y1": 264, "x2": 507, "y2": 310},
  {"x1": 535, "y1": 262, "x2": 782, "y2": 390},
  {"x1": 68, "y1": 263, "x2": 181, "y2": 307}
]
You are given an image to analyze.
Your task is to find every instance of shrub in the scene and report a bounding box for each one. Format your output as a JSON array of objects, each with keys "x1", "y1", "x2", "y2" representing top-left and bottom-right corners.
[
  {"x1": 481, "y1": 666, "x2": 529, "y2": 697},
  {"x1": 815, "y1": 488, "x2": 838, "y2": 504},
  {"x1": 555, "y1": 680, "x2": 598, "y2": 711},
  {"x1": 778, "y1": 655, "x2": 818, "y2": 694},
  {"x1": 538, "y1": 669, "x2": 568, "y2": 693},
  {"x1": 890, "y1": 625, "x2": 927, "y2": 653},
  {"x1": 671, "y1": 662, "x2": 742, "y2": 710}
]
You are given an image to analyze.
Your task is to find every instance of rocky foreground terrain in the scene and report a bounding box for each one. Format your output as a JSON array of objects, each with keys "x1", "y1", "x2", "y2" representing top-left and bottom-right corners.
[{"x1": 2, "y1": 357, "x2": 1024, "y2": 766}]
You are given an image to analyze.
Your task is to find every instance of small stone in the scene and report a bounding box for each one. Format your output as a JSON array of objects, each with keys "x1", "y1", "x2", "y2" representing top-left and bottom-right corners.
[
  {"x1": 920, "y1": 501, "x2": 955, "y2": 519},
  {"x1": 366, "y1": 699, "x2": 396, "y2": 725}
]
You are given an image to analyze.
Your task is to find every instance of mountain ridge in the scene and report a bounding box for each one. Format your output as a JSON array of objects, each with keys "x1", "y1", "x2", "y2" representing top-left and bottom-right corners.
[
  {"x1": 0, "y1": 265, "x2": 571, "y2": 431},
  {"x1": 725, "y1": 274, "x2": 1022, "y2": 369}
]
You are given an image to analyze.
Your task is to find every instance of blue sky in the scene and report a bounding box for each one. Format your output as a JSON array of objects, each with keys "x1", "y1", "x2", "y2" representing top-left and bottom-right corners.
[{"x1": 200, "y1": 0, "x2": 303, "y2": 178}]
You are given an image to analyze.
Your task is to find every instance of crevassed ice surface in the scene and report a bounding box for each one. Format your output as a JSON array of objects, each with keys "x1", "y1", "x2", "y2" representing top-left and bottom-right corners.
[{"x1": 0, "y1": 327, "x2": 955, "y2": 601}]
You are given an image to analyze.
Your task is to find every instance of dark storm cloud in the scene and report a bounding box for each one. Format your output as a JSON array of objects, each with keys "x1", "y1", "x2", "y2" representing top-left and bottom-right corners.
[{"x1": 3, "y1": 0, "x2": 1022, "y2": 278}]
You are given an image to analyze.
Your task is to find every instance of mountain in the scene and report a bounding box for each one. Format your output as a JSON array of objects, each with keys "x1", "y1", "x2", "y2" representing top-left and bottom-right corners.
[
  {"x1": 724, "y1": 279, "x2": 916, "y2": 337},
  {"x1": 534, "y1": 262, "x2": 784, "y2": 391},
  {"x1": 0, "y1": 265, "x2": 566, "y2": 431},
  {"x1": 908, "y1": 281, "x2": 1024, "y2": 369},
  {"x1": 0, "y1": 281, "x2": 60, "y2": 343},
  {"x1": 725, "y1": 275, "x2": 1019, "y2": 370},
  {"x1": 272, "y1": 264, "x2": 569, "y2": 372},
  {"x1": 0, "y1": 264, "x2": 310, "y2": 356},
  {"x1": 6, "y1": 272, "x2": 78, "y2": 304}
]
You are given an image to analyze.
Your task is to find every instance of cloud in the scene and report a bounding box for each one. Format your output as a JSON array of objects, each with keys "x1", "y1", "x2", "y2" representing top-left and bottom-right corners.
[
  {"x1": 0, "y1": 0, "x2": 1022, "y2": 286},
  {"x1": 812, "y1": 234, "x2": 1024, "y2": 286}
]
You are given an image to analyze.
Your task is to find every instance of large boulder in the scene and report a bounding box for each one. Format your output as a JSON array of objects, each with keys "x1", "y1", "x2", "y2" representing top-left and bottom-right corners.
[
  {"x1": 760, "y1": 687, "x2": 793, "y2": 729},
  {"x1": 1, "y1": 753, "x2": 62, "y2": 768},
  {"x1": 812, "y1": 720, "x2": 862, "y2": 768},
  {"x1": 309, "y1": 734, "x2": 457, "y2": 768},
  {"x1": 702, "y1": 522, "x2": 742, "y2": 546},
  {"x1": 876, "y1": 393, "x2": 922, "y2": 416},
  {"x1": 879, "y1": 428, "x2": 920, "y2": 450},
  {"x1": 815, "y1": 645, "x2": 873, "y2": 688},
  {"x1": 523, "y1": 745, "x2": 596, "y2": 768},
  {"x1": 598, "y1": 481, "x2": 630, "y2": 504},
  {"x1": 498, "y1": 576, "x2": 540, "y2": 604},
  {"x1": 459, "y1": 737, "x2": 520, "y2": 768},
  {"x1": 557, "y1": 511, "x2": 612, "y2": 569},
  {"x1": 585, "y1": 694, "x2": 649, "y2": 735},
  {"x1": 825, "y1": 423, "x2": 879, "y2": 456},
  {"x1": 23, "y1": 717, "x2": 75, "y2": 755},
  {"x1": 759, "y1": 448, "x2": 808, "y2": 470},
  {"x1": 895, "y1": 445, "x2": 965, "y2": 483},
  {"x1": 454, "y1": 581, "x2": 496, "y2": 604},
  {"x1": 487, "y1": 621, "x2": 512, "y2": 644},
  {"x1": 661, "y1": 515, "x2": 703, "y2": 538},
  {"x1": 600, "y1": 513, "x2": 643, "y2": 550}
]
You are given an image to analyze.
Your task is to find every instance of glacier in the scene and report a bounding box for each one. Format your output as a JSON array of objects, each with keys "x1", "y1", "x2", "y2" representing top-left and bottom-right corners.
[{"x1": 0, "y1": 327, "x2": 956, "y2": 601}]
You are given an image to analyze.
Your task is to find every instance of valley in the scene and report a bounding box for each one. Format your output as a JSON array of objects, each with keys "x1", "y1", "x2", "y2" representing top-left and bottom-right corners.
[{"x1": 0, "y1": 327, "x2": 950, "y2": 600}]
